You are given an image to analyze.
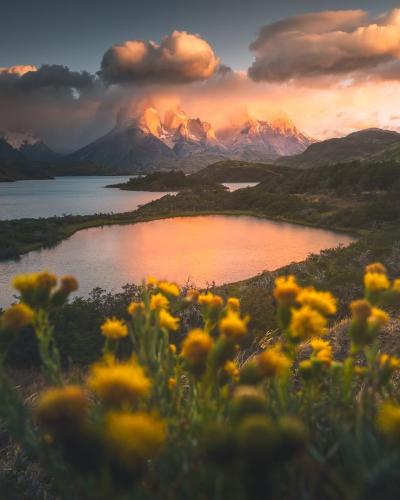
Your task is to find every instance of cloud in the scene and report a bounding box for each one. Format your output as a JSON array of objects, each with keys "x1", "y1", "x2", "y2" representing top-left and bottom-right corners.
[
  {"x1": 248, "y1": 9, "x2": 400, "y2": 82},
  {"x1": 0, "y1": 64, "x2": 94, "y2": 93},
  {"x1": 100, "y1": 30, "x2": 219, "y2": 85},
  {"x1": 0, "y1": 64, "x2": 103, "y2": 151},
  {"x1": 0, "y1": 65, "x2": 37, "y2": 76}
]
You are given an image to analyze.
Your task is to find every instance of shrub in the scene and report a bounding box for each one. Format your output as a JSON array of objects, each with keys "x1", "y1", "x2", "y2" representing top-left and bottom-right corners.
[{"x1": 1, "y1": 266, "x2": 400, "y2": 499}]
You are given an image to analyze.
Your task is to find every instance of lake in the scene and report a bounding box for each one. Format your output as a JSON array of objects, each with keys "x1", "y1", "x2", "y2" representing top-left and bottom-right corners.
[
  {"x1": 0, "y1": 176, "x2": 256, "y2": 220},
  {"x1": 0, "y1": 214, "x2": 355, "y2": 306}
]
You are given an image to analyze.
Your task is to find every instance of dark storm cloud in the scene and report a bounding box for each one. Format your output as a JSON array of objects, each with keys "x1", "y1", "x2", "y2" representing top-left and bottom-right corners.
[
  {"x1": 100, "y1": 30, "x2": 219, "y2": 85},
  {"x1": 0, "y1": 65, "x2": 95, "y2": 94},
  {"x1": 248, "y1": 9, "x2": 400, "y2": 82}
]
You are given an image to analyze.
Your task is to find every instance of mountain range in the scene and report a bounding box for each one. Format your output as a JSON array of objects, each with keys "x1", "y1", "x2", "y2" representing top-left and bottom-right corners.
[
  {"x1": 66, "y1": 106, "x2": 313, "y2": 172},
  {"x1": 2, "y1": 110, "x2": 400, "y2": 181},
  {"x1": 0, "y1": 107, "x2": 314, "y2": 177}
]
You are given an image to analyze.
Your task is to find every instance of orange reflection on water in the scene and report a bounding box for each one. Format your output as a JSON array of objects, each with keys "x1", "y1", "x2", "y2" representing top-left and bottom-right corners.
[
  {"x1": 0, "y1": 215, "x2": 355, "y2": 305},
  {"x1": 82, "y1": 215, "x2": 354, "y2": 287}
]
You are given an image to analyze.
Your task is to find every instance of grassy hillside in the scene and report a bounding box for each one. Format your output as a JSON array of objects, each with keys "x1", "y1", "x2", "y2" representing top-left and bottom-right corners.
[
  {"x1": 0, "y1": 163, "x2": 54, "y2": 182},
  {"x1": 277, "y1": 128, "x2": 400, "y2": 169},
  {"x1": 191, "y1": 160, "x2": 290, "y2": 182}
]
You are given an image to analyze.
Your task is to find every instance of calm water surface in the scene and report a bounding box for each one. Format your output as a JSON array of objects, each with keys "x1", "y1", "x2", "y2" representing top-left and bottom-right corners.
[
  {"x1": 0, "y1": 215, "x2": 355, "y2": 306},
  {"x1": 0, "y1": 176, "x2": 173, "y2": 220},
  {"x1": 223, "y1": 182, "x2": 258, "y2": 191}
]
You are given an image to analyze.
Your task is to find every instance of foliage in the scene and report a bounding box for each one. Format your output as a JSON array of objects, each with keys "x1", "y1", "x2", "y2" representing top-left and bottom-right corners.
[
  {"x1": 106, "y1": 170, "x2": 225, "y2": 191},
  {"x1": 2, "y1": 267, "x2": 400, "y2": 499}
]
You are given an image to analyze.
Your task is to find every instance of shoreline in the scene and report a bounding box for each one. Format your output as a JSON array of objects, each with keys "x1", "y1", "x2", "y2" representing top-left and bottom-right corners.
[{"x1": 0, "y1": 208, "x2": 362, "y2": 262}]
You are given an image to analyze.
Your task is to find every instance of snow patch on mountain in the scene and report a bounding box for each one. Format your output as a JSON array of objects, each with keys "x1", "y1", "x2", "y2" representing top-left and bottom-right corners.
[{"x1": 0, "y1": 130, "x2": 40, "y2": 150}]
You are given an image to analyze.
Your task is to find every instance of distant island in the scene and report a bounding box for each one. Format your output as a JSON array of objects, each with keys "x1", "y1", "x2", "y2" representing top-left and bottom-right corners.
[
  {"x1": 106, "y1": 170, "x2": 228, "y2": 191},
  {"x1": 106, "y1": 161, "x2": 292, "y2": 191}
]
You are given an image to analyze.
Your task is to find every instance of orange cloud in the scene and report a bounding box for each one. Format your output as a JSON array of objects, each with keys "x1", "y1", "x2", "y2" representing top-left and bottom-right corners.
[
  {"x1": 248, "y1": 9, "x2": 400, "y2": 82},
  {"x1": 100, "y1": 30, "x2": 219, "y2": 85},
  {"x1": 0, "y1": 65, "x2": 37, "y2": 76}
]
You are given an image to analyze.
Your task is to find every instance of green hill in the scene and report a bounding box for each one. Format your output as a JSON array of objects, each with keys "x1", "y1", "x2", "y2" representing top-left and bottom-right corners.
[
  {"x1": 277, "y1": 128, "x2": 400, "y2": 169},
  {"x1": 191, "y1": 160, "x2": 293, "y2": 182}
]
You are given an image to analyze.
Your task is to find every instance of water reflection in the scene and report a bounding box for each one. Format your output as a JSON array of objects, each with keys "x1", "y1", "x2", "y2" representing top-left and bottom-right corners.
[{"x1": 0, "y1": 215, "x2": 355, "y2": 306}]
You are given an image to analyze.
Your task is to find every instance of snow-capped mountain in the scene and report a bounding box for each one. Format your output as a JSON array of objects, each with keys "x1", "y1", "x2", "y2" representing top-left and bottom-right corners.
[
  {"x1": 163, "y1": 107, "x2": 227, "y2": 157},
  {"x1": 219, "y1": 112, "x2": 313, "y2": 160},
  {"x1": 0, "y1": 129, "x2": 59, "y2": 163},
  {"x1": 67, "y1": 106, "x2": 312, "y2": 172},
  {"x1": 68, "y1": 108, "x2": 175, "y2": 171}
]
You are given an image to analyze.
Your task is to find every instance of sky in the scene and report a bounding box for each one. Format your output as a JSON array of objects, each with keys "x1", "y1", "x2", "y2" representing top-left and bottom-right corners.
[{"x1": 1, "y1": 0, "x2": 400, "y2": 151}]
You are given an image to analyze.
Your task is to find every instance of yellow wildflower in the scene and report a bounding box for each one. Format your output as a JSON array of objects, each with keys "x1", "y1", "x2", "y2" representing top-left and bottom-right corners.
[
  {"x1": 219, "y1": 311, "x2": 248, "y2": 341},
  {"x1": 12, "y1": 273, "x2": 39, "y2": 294},
  {"x1": 181, "y1": 329, "x2": 213, "y2": 369},
  {"x1": 36, "y1": 271, "x2": 57, "y2": 290},
  {"x1": 257, "y1": 346, "x2": 291, "y2": 377},
  {"x1": 297, "y1": 287, "x2": 337, "y2": 316},
  {"x1": 146, "y1": 276, "x2": 158, "y2": 287},
  {"x1": 159, "y1": 309, "x2": 180, "y2": 331},
  {"x1": 365, "y1": 262, "x2": 387, "y2": 274},
  {"x1": 227, "y1": 297, "x2": 240, "y2": 311},
  {"x1": 105, "y1": 411, "x2": 166, "y2": 464},
  {"x1": 198, "y1": 292, "x2": 224, "y2": 309},
  {"x1": 290, "y1": 306, "x2": 327, "y2": 341},
  {"x1": 87, "y1": 360, "x2": 150, "y2": 407},
  {"x1": 377, "y1": 403, "x2": 400, "y2": 439},
  {"x1": 368, "y1": 307, "x2": 389, "y2": 328},
  {"x1": 36, "y1": 385, "x2": 88, "y2": 431},
  {"x1": 168, "y1": 377, "x2": 177, "y2": 389},
  {"x1": 2, "y1": 303, "x2": 34, "y2": 331},
  {"x1": 315, "y1": 348, "x2": 332, "y2": 366},
  {"x1": 310, "y1": 338, "x2": 331, "y2": 353},
  {"x1": 101, "y1": 318, "x2": 128, "y2": 340},
  {"x1": 224, "y1": 360, "x2": 239, "y2": 379},
  {"x1": 310, "y1": 338, "x2": 332, "y2": 365},
  {"x1": 273, "y1": 275, "x2": 301, "y2": 306},
  {"x1": 169, "y1": 344, "x2": 177, "y2": 354},
  {"x1": 128, "y1": 301, "x2": 145, "y2": 316},
  {"x1": 157, "y1": 281, "x2": 180, "y2": 297},
  {"x1": 150, "y1": 293, "x2": 169, "y2": 311},
  {"x1": 364, "y1": 272, "x2": 390, "y2": 292},
  {"x1": 59, "y1": 275, "x2": 79, "y2": 293},
  {"x1": 392, "y1": 279, "x2": 400, "y2": 294},
  {"x1": 379, "y1": 354, "x2": 400, "y2": 370},
  {"x1": 350, "y1": 299, "x2": 372, "y2": 322}
]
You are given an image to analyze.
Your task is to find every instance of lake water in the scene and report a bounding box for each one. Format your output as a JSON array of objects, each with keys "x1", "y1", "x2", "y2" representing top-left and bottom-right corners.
[
  {"x1": 0, "y1": 176, "x2": 172, "y2": 220},
  {"x1": 0, "y1": 176, "x2": 255, "y2": 220},
  {"x1": 0, "y1": 215, "x2": 355, "y2": 306}
]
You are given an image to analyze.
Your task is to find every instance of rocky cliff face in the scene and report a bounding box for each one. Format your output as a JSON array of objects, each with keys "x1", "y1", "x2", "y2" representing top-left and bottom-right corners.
[{"x1": 66, "y1": 106, "x2": 314, "y2": 172}]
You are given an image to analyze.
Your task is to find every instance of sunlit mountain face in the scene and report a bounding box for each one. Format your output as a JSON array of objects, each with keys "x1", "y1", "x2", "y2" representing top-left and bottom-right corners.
[{"x1": 64, "y1": 104, "x2": 313, "y2": 170}]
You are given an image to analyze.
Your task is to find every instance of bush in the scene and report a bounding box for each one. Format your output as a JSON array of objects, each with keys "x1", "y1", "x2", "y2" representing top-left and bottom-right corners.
[{"x1": 1, "y1": 267, "x2": 400, "y2": 499}]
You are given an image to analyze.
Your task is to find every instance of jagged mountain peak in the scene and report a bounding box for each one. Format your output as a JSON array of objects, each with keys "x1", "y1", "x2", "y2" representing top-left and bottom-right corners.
[
  {"x1": 164, "y1": 107, "x2": 189, "y2": 133},
  {"x1": 137, "y1": 106, "x2": 163, "y2": 138},
  {"x1": 66, "y1": 104, "x2": 312, "y2": 172}
]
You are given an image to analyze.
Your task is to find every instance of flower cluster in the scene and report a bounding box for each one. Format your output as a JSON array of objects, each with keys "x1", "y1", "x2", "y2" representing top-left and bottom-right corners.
[{"x1": 1, "y1": 264, "x2": 400, "y2": 498}]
